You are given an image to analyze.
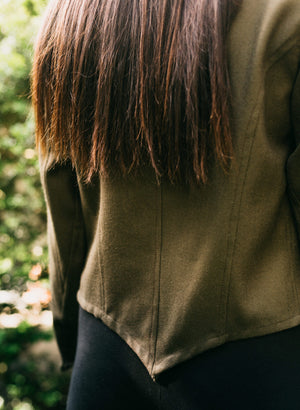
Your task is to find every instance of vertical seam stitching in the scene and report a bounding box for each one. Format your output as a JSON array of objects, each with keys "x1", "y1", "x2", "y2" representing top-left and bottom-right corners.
[
  {"x1": 222, "y1": 89, "x2": 264, "y2": 335},
  {"x1": 97, "y1": 187, "x2": 106, "y2": 312},
  {"x1": 149, "y1": 181, "x2": 163, "y2": 377}
]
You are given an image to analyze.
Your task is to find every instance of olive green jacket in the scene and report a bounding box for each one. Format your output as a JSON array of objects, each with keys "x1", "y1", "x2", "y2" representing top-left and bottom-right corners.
[{"x1": 40, "y1": 0, "x2": 300, "y2": 378}]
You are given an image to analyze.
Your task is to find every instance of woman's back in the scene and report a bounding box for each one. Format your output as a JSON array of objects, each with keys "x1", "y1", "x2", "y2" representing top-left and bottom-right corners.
[
  {"x1": 38, "y1": 0, "x2": 300, "y2": 379},
  {"x1": 33, "y1": 2, "x2": 300, "y2": 406}
]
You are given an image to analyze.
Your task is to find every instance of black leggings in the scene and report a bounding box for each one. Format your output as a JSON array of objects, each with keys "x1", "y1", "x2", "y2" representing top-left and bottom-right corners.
[{"x1": 66, "y1": 307, "x2": 300, "y2": 410}]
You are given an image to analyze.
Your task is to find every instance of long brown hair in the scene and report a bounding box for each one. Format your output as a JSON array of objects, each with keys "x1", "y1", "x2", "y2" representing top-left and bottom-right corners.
[{"x1": 32, "y1": 0, "x2": 242, "y2": 184}]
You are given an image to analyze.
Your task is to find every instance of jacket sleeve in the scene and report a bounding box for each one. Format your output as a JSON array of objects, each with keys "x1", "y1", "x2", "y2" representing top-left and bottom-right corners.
[
  {"x1": 39, "y1": 153, "x2": 87, "y2": 371},
  {"x1": 287, "y1": 67, "x2": 300, "y2": 238}
]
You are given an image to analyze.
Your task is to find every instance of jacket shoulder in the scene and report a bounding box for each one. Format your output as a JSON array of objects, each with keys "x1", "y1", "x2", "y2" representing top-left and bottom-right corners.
[{"x1": 233, "y1": 0, "x2": 300, "y2": 60}]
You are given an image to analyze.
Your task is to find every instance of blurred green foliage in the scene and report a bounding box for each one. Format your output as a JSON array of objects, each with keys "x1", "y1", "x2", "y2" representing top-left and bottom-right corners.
[
  {"x1": 0, "y1": 324, "x2": 70, "y2": 410},
  {"x1": 0, "y1": 1, "x2": 71, "y2": 408},
  {"x1": 0, "y1": 0, "x2": 48, "y2": 293}
]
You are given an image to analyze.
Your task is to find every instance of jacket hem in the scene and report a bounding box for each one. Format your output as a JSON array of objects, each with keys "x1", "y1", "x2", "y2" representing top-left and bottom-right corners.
[
  {"x1": 77, "y1": 292, "x2": 155, "y2": 376},
  {"x1": 152, "y1": 314, "x2": 300, "y2": 376},
  {"x1": 77, "y1": 291, "x2": 300, "y2": 379}
]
